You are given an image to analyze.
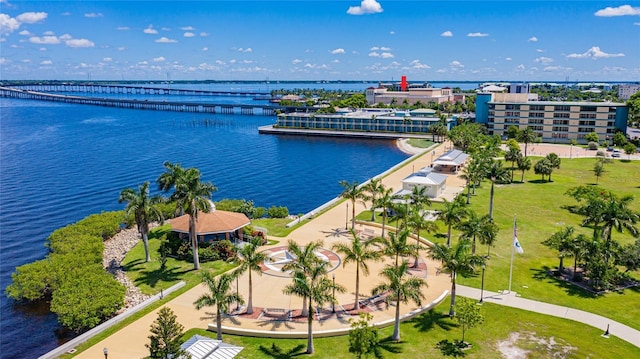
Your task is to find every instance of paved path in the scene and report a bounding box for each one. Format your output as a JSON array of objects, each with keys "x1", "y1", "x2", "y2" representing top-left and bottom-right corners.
[{"x1": 457, "y1": 285, "x2": 640, "y2": 348}]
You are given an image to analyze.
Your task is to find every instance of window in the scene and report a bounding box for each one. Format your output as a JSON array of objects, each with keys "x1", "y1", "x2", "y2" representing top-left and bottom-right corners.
[
  {"x1": 506, "y1": 104, "x2": 521, "y2": 110},
  {"x1": 579, "y1": 113, "x2": 596, "y2": 119},
  {"x1": 552, "y1": 126, "x2": 569, "y2": 132},
  {"x1": 530, "y1": 105, "x2": 545, "y2": 111},
  {"x1": 553, "y1": 119, "x2": 569, "y2": 125},
  {"x1": 581, "y1": 106, "x2": 597, "y2": 112},
  {"x1": 505, "y1": 111, "x2": 520, "y2": 117},
  {"x1": 505, "y1": 118, "x2": 520, "y2": 124},
  {"x1": 530, "y1": 112, "x2": 545, "y2": 118},
  {"x1": 578, "y1": 127, "x2": 594, "y2": 133},
  {"x1": 554, "y1": 105, "x2": 570, "y2": 112},
  {"x1": 579, "y1": 120, "x2": 596, "y2": 126},
  {"x1": 552, "y1": 133, "x2": 569, "y2": 139},
  {"x1": 608, "y1": 114, "x2": 616, "y2": 120},
  {"x1": 554, "y1": 113, "x2": 570, "y2": 118},
  {"x1": 530, "y1": 125, "x2": 543, "y2": 131},
  {"x1": 529, "y1": 119, "x2": 544, "y2": 124}
]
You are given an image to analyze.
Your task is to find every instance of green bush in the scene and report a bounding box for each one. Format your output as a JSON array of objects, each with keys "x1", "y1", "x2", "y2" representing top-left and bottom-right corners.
[
  {"x1": 588, "y1": 141, "x2": 599, "y2": 150},
  {"x1": 267, "y1": 206, "x2": 289, "y2": 218},
  {"x1": 212, "y1": 240, "x2": 237, "y2": 261},
  {"x1": 252, "y1": 207, "x2": 266, "y2": 219}
]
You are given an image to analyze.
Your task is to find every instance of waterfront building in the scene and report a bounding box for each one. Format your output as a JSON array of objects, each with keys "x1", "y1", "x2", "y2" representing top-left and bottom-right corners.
[
  {"x1": 171, "y1": 208, "x2": 250, "y2": 243},
  {"x1": 432, "y1": 149, "x2": 469, "y2": 173},
  {"x1": 475, "y1": 92, "x2": 628, "y2": 144},
  {"x1": 365, "y1": 84, "x2": 463, "y2": 106},
  {"x1": 618, "y1": 84, "x2": 640, "y2": 100},
  {"x1": 395, "y1": 167, "x2": 448, "y2": 199},
  {"x1": 274, "y1": 108, "x2": 456, "y2": 135}
]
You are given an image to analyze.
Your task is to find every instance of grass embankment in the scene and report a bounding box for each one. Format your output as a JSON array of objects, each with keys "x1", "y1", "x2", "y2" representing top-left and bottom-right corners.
[
  {"x1": 182, "y1": 301, "x2": 640, "y2": 358},
  {"x1": 359, "y1": 157, "x2": 640, "y2": 330},
  {"x1": 407, "y1": 138, "x2": 435, "y2": 148}
]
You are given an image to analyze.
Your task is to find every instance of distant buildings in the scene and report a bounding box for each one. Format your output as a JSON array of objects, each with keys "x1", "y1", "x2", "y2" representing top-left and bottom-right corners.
[
  {"x1": 618, "y1": 84, "x2": 640, "y2": 100},
  {"x1": 365, "y1": 79, "x2": 464, "y2": 106},
  {"x1": 475, "y1": 91, "x2": 628, "y2": 144}
]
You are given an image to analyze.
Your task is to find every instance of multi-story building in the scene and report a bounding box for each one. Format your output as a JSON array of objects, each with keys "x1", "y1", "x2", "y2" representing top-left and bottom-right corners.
[
  {"x1": 365, "y1": 83, "x2": 463, "y2": 106},
  {"x1": 618, "y1": 84, "x2": 640, "y2": 100},
  {"x1": 476, "y1": 92, "x2": 628, "y2": 144}
]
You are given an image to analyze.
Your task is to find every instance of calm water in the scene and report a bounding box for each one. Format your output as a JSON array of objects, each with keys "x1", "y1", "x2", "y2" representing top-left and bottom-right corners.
[{"x1": 0, "y1": 82, "x2": 432, "y2": 358}]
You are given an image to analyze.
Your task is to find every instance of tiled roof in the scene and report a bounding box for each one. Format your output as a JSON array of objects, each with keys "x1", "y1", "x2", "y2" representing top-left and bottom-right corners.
[{"x1": 171, "y1": 210, "x2": 250, "y2": 234}]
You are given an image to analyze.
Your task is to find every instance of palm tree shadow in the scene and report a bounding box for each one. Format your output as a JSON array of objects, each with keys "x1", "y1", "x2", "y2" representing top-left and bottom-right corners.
[
  {"x1": 134, "y1": 266, "x2": 190, "y2": 288},
  {"x1": 410, "y1": 309, "x2": 457, "y2": 332},
  {"x1": 258, "y1": 343, "x2": 306, "y2": 358},
  {"x1": 372, "y1": 336, "x2": 404, "y2": 356},
  {"x1": 530, "y1": 267, "x2": 597, "y2": 299}
]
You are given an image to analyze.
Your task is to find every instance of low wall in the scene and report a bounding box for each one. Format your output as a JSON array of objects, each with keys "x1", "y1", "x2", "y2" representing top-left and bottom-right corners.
[
  {"x1": 38, "y1": 281, "x2": 186, "y2": 359},
  {"x1": 212, "y1": 290, "x2": 448, "y2": 339}
]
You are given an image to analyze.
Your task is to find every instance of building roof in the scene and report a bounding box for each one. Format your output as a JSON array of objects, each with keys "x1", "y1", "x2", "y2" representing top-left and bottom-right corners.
[
  {"x1": 402, "y1": 171, "x2": 447, "y2": 186},
  {"x1": 487, "y1": 100, "x2": 626, "y2": 106},
  {"x1": 481, "y1": 85, "x2": 508, "y2": 92},
  {"x1": 171, "y1": 210, "x2": 251, "y2": 235},
  {"x1": 434, "y1": 149, "x2": 469, "y2": 166},
  {"x1": 181, "y1": 335, "x2": 244, "y2": 359}
]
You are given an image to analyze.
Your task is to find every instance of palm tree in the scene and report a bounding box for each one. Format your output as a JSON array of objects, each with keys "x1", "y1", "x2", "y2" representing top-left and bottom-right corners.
[
  {"x1": 173, "y1": 168, "x2": 217, "y2": 270},
  {"x1": 375, "y1": 187, "x2": 396, "y2": 239},
  {"x1": 282, "y1": 239, "x2": 323, "y2": 317},
  {"x1": 478, "y1": 217, "x2": 499, "y2": 257},
  {"x1": 332, "y1": 229, "x2": 383, "y2": 310},
  {"x1": 437, "y1": 198, "x2": 468, "y2": 247},
  {"x1": 407, "y1": 185, "x2": 432, "y2": 209},
  {"x1": 380, "y1": 228, "x2": 419, "y2": 268},
  {"x1": 545, "y1": 153, "x2": 561, "y2": 182},
  {"x1": 193, "y1": 271, "x2": 243, "y2": 340},
  {"x1": 235, "y1": 237, "x2": 268, "y2": 314},
  {"x1": 283, "y1": 260, "x2": 345, "y2": 354},
  {"x1": 485, "y1": 159, "x2": 510, "y2": 221},
  {"x1": 363, "y1": 178, "x2": 384, "y2": 221},
  {"x1": 429, "y1": 240, "x2": 485, "y2": 317},
  {"x1": 457, "y1": 212, "x2": 497, "y2": 255},
  {"x1": 118, "y1": 181, "x2": 163, "y2": 262},
  {"x1": 406, "y1": 209, "x2": 438, "y2": 267},
  {"x1": 339, "y1": 180, "x2": 366, "y2": 230},
  {"x1": 516, "y1": 126, "x2": 538, "y2": 157},
  {"x1": 157, "y1": 161, "x2": 186, "y2": 214},
  {"x1": 516, "y1": 156, "x2": 532, "y2": 183},
  {"x1": 568, "y1": 234, "x2": 589, "y2": 281},
  {"x1": 372, "y1": 261, "x2": 426, "y2": 341},
  {"x1": 542, "y1": 226, "x2": 576, "y2": 273},
  {"x1": 504, "y1": 147, "x2": 522, "y2": 182}
]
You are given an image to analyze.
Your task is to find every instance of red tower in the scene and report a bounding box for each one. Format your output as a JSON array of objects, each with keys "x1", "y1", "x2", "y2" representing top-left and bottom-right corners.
[{"x1": 401, "y1": 75, "x2": 407, "y2": 91}]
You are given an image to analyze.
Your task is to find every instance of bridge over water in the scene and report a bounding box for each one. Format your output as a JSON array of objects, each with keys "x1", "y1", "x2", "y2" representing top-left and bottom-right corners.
[
  {"x1": 0, "y1": 87, "x2": 301, "y2": 115},
  {"x1": 6, "y1": 82, "x2": 270, "y2": 98}
]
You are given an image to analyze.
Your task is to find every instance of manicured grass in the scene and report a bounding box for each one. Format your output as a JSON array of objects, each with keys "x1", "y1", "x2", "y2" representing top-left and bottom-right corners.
[
  {"x1": 252, "y1": 217, "x2": 301, "y2": 237},
  {"x1": 121, "y1": 225, "x2": 237, "y2": 295},
  {"x1": 407, "y1": 138, "x2": 435, "y2": 148},
  {"x1": 356, "y1": 157, "x2": 640, "y2": 330},
  {"x1": 181, "y1": 301, "x2": 640, "y2": 358}
]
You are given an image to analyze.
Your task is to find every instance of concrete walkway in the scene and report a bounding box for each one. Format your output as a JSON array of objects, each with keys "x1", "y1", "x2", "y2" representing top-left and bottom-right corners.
[{"x1": 457, "y1": 285, "x2": 640, "y2": 348}]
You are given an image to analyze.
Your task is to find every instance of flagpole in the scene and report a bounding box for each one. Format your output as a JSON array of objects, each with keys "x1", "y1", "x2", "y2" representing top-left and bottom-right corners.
[{"x1": 508, "y1": 214, "x2": 516, "y2": 293}]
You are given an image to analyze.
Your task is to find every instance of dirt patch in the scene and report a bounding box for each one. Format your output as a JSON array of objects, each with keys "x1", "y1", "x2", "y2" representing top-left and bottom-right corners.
[{"x1": 497, "y1": 331, "x2": 577, "y2": 359}]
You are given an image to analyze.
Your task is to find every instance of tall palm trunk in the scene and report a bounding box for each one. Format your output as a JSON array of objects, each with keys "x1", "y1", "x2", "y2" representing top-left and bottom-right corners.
[
  {"x1": 302, "y1": 296, "x2": 308, "y2": 317},
  {"x1": 472, "y1": 235, "x2": 476, "y2": 254},
  {"x1": 449, "y1": 272, "x2": 457, "y2": 317},
  {"x1": 307, "y1": 298, "x2": 314, "y2": 354},
  {"x1": 216, "y1": 305, "x2": 223, "y2": 340},
  {"x1": 489, "y1": 181, "x2": 495, "y2": 222},
  {"x1": 190, "y1": 215, "x2": 200, "y2": 270},
  {"x1": 351, "y1": 201, "x2": 356, "y2": 229},
  {"x1": 446, "y1": 224, "x2": 452, "y2": 247},
  {"x1": 392, "y1": 289, "x2": 401, "y2": 341},
  {"x1": 247, "y1": 271, "x2": 254, "y2": 314},
  {"x1": 141, "y1": 231, "x2": 151, "y2": 262},
  {"x1": 381, "y1": 211, "x2": 388, "y2": 238},
  {"x1": 355, "y1": 266, "x2": 360, "y2": 309},
  {"x1": 414, "y1": 233, "x2": 420, "y2": 268}
]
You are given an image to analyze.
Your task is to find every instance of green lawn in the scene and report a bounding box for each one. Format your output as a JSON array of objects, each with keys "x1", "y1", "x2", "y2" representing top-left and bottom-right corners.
[
  {"x1": 407, "y1": 138, "x2": 435, "y2": 148},
  {"x1": 182, "y1": 301, "x2": 640, "y2": 358}
]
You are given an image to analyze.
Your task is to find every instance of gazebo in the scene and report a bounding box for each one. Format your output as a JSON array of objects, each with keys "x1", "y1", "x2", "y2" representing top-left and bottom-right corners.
[{"x1": 171, "y1": 209, "x2": 251, "y2": 243}]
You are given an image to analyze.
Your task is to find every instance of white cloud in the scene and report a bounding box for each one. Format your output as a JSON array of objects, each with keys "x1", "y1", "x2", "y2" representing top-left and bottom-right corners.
[
  {"x1": 330, "y1": 48, "x2": 345, "y2": 54},
  {"x1": 18, "y1": 29, "x2": 30, "y2": 35},
  {"x1": 118, "y1": 47, "x2": 126, "y2": 51},
  {"x1": 155, "y1": 37, "x2": 177, "y2": 43},
  {"x1": 450, "y1": 60, "x2": 464, "y2": 68},
  {"x1": 43, "y1": 30, "x2": 55, "y2": 35},
  {"x1": 370, "y1": 46, "x2": 379, "y2": 51},
  {"x1": 505, "y1": 57, "x2": 512, "y2": 61},
  {"x1": 566, "y1": 46, "x2": 624, "y2": 59},
  {"x1": 634, "y1": 22, "x2": 640, "y2": 25},
  {"x1": 202, "y1": 47, "x2": 208, "y2": 51},
  {"x1": 594, "y1": 5, "x2": 640, "y2": 17},
  {"x1": 380, "y1": 46, "x2": 391, "y2": 51},
  {"x1": 467, "y1": 32, "x2": 489, "y2": 37},
  {"x1": 40, "y1": 60, "x2": 52, "y2": 65},
  {"x1": 368, "y1": 51, "x2": 380, "y2": 57},
  {"x1": 292, "y1": 59, "x2": 302, "y2": 64},
  {"x1": 389, "y1": 31, "x2": 395, "y2": 35},
  {"x1": 200, "y1": 32, "x2": 208, "y2": 37},
  {"x1": 534, "y1": 56, "x2": 554, "y2": 64},
  {"x1": 16, "y1": 12, "x2": 48, "y2": 24},
  {"x1": 29, "y1": 35, "x2": 60, "y2": 44},
  {"x1": 516, "y1": 64, "x2": 526, "y2": 70},
  {"x1": 84, "y1": 12, "x2": 103, "y2": 18},
  {"x1": 181, "y1": 26, "x2": 195, "y2": 31},
  {"x1": 143, "y1": 25, "x2": 158, "y2": 34},
  {"x1": 332, "y1": 59, "x2": 340, "y2": 63},
  {"x1": 215, "y1": 60, "x2": 225, "y2": 65},
  {"x1": 59, "y1": 34, "x2": 72, "y2": 40},
  {"x1": 0, "y1": 57, "x2": 6, "y2": 64},
  {"x1": 436, "y1": 68, "x2": 447, "y2": 73},
  {"x1": 0, "y1": 14, "x2": 21, "y2": 34},
  {"x1": 161, "y1": 27, "x2": 171, "y2": 31},
  {"x1": 380, "y1": 52, "x2": 394, "y2": 58},
  {"x1": 153, "y1": 56, "x2": 165, "y2": 62},
  {"x1": 410, "y1": 60, "x2": 430, "y2": 69},
  {"x1": 536, "y1": 49, "x2": 545, "y2": 53},
  {"x1": 543, "y1": 66, "x2": 572, "y2": 72},
  {"x1": 347, "y1": 0, "x2": 383, "y2": 15},
  {"x1": 22, "y1": 59, "x2": 31, "y2": 63},
  {"x1": 441, "y1": 30, "x2": 453, "y2": 37},
  {"x1": 66, "y1": 38, "x2": 94, "y2": 47},
  {"x1": 184, "y1": 32, "x2": 195, "y2": 37},
  {"x1": 528, "y1": 36, "x2": 538, "y2": 42},
  {"x1": 61, "y1": 12, "x2": 71, "y2": 16},
  {"x1": 117, "y1": 26, "x2": 129, "y2": 31},
  {"x1": 103, "y1": 57, "x2": 112, "y2": 62},
  {"x1": 237, "y1": 47, "x2": 252, "y2": 52},
  {"x1": 39, "y1": 47, "x2": 46, "y2": 51}
]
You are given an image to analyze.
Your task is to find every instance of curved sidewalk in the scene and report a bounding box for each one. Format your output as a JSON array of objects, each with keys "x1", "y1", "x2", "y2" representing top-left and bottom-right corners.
[{"x1": 457, "y1": 285, "x2": 640, "y2": 348}]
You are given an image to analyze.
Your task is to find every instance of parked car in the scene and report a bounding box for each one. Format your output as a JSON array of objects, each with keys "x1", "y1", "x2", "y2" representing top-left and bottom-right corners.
[{"x1": 612, "y1": 149, "x2": 621, "y2": 157}]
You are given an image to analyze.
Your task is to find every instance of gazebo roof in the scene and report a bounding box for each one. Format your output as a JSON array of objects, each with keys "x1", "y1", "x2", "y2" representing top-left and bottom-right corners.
[{"x1": 171, "y1": 210, "x2": 251, "y2": 235}]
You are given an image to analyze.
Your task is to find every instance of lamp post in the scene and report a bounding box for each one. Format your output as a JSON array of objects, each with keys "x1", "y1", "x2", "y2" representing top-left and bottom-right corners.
[
  {"x1": 479, "y1": 264, "x2": 486, "y2": 304},
  {"x1": 570, "y1": 143, "x2": 573, "y2": 159},
  {"x1": 345, "y1": 203, "x2": 349, "y2": 230},
  {"x1": 332, "y1": 273, "x2": 336, "y2": 313},
  {"x1": 103, "y1": 347, "x2": 108, "y2": 359}
]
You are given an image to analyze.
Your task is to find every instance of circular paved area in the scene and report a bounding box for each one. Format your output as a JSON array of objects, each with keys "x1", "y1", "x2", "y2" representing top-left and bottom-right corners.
[{"x1": 259, "y1": 246, "x2": 341, "y2": 278}]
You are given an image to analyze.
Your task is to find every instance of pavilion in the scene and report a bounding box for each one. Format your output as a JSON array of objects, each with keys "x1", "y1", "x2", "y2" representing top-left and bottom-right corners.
[
  {"x1": 171, "y1": 208, "x2": 251, "y2": 243},
  {"x1": 432, "y1": 149, "x2": 469, "y2": 173}
]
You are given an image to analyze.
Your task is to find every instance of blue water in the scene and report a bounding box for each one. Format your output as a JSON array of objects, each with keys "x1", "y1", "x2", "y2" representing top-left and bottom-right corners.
[{"x1": 0, "y1": 83, "x2": 416, "y2": 358}]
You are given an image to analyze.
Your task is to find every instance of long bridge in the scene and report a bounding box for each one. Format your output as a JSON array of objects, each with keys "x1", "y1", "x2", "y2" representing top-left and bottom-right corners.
[
  {"x1": 0, "y1": 87, "x2": 292, "y2": 115},
  {"x1": 5, "y1": 82, "x2": 270, "y2": 97}
]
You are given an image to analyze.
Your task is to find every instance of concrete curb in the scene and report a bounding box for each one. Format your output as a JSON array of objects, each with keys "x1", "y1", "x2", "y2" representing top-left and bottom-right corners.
[
  {"x1": 38, "y1": 281, "x2": 186, "y2": 359},
  {"x1": 213, "y1": 290, "x2": 448, "y2": 338}
]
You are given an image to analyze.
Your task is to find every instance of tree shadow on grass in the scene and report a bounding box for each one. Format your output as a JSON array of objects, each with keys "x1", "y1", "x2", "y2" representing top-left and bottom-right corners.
[
  {"x1": 527, "y1": 179, "x2": 550, "y2": 184},
  {"x1": 122, "y1": 258, "x2": 145, "y2": 271},
  {"x1": 530, "y1": 266, "x2": 597, "y2": 299},
  {"x1": 410, "y1": 309, "x2": 458, "y2": 332},
  {"x1": 367, "y1": 336, "x2": 404, "y2": 358},
  {"x1": 258, "y1": 343, "x2": 306, "y2": 358},
  {"x1": 134, "y1": 265, "x2": 192, "y2": 289}
]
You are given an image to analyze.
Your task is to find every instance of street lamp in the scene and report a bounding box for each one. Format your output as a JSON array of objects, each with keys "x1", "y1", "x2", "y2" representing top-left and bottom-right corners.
[
  {"x1": 479, "y1": 264, "x2": 486, "y2": 304},
  {"x1": 103, "y1": 347, "x2": 108, "y2": 359},
  {"x1": 345, "y1": 203, "x2": 349, "y2": 230},
  {"x1": 570, "y1": 143, "x2": 573, "y2": 159},
  {"x1": 332, "y1": 273, "x2": 336, "y2": 313}
]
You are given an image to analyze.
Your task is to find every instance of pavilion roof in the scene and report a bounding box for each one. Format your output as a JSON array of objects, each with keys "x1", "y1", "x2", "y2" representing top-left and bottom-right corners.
[{"x1": 171, "y1": 210, "x2": 250, "y2": 235}]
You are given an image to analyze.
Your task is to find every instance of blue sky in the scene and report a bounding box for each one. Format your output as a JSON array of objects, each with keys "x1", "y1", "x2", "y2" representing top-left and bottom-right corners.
[{"x1": 1, "y1": 1, "x2": 639, "y2": 81}]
